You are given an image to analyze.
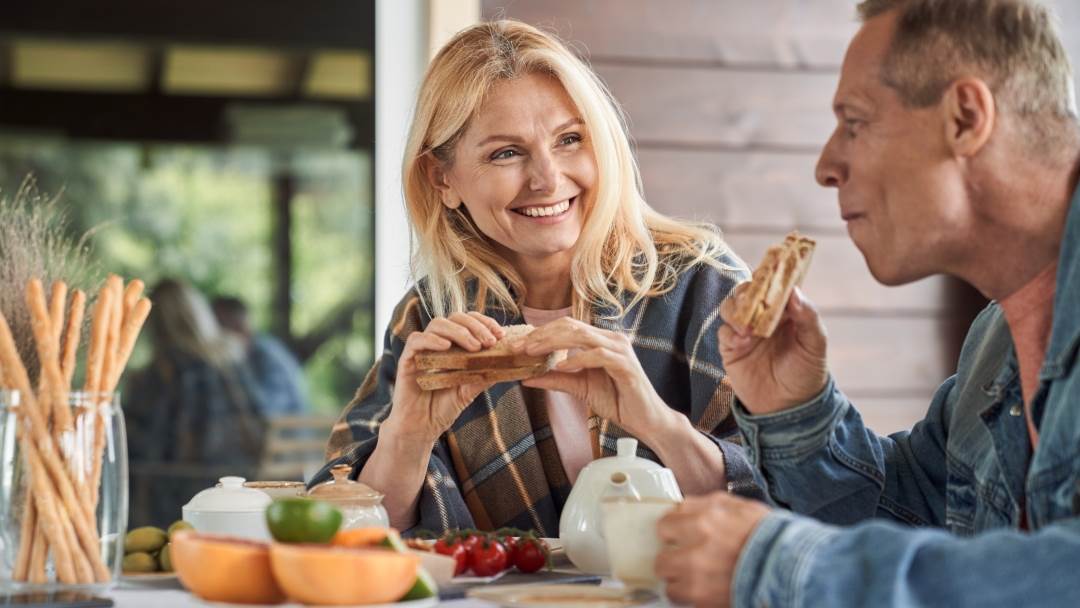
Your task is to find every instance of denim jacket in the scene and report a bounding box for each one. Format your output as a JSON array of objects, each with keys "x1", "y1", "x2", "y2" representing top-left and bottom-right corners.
[{"x1": 730, "y1": 186, "x2": 1080, "y2": 607}]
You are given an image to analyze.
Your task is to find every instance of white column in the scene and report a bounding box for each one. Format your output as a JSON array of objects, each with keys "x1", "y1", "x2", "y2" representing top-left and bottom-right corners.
[
  {"x1": 374, "y1": 0, "x2": 481, "y2": 339},
  {"x1": 374, "y1": 0, "x2": 428, "y2": 340},
  {"x1": 428, "y1": 0, "x2": 482, "y2": 58}
]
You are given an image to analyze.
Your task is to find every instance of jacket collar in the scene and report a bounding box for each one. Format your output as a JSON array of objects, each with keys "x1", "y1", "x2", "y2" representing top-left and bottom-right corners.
[{"x1": 1041, "y1": 182, "x2": 1080, "y2": 380}]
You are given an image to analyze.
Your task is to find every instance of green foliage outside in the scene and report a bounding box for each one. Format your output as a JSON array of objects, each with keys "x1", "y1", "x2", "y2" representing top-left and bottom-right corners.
[{"x1": 0, "y1": 134, "x2": 374, "y2": 414}]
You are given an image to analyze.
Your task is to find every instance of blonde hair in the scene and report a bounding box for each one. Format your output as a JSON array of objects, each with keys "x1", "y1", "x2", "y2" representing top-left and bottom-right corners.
[
  {"x1": 857, "y1": 0, "x2": 1079, "y2": 156},
  {"x1": 149, "y1": 279, "x2": 244, "y2": 369},
  {"x1": 403, "y1": 20, "x2": 730, "y2": 320}
]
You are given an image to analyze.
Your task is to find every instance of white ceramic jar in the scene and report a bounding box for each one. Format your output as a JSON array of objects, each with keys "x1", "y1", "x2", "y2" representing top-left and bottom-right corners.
[{"x1": 181, "y1": 476, "x2": 272, "y2": 540}]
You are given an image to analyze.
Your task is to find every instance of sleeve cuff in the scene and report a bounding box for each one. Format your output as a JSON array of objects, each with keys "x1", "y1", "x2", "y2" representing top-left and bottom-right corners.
[
  {"x1": 733, "y1": 510, "x2": 839, "y2": 608},
  {"x1": 733, "y1": 376, "x2": 849, "y2": 464},
  {"x1": 712, "y1": 438, "x2": 766, "y2": 500}
]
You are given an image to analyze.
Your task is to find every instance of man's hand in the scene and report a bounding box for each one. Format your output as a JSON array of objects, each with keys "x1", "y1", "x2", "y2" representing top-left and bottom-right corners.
[
  {"x1": 655, "y1": 493, "x2": 772, "y2": 608},
  {"x1": 718, "y1": 285, "x2": 829, "y2": 415}
]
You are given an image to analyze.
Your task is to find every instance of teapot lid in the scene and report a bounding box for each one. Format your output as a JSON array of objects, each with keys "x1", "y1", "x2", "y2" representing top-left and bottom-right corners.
[
  {"x1": 307, "y1": 464, "x2": 384, "y2": 507},
  {"x1": 184, "y1": 476, "x2": 272, "y2": 513},
  {"x1": 574, "y1": 437, "x2": 662, "y2": 481}
]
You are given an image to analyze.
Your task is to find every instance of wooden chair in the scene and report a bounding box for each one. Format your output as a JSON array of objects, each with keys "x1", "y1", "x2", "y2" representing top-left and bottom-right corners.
[{"x1": 255, "y1": 414, "x2": 338, "y2": 482}]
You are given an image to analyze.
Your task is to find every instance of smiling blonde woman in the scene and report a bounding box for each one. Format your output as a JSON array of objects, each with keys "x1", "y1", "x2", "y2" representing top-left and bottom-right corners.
[{"x1": 315, "y1": 20, "x2": 762, "y2": 534}]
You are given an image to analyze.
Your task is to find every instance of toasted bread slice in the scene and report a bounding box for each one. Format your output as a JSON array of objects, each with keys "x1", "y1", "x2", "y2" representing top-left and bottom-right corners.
[
  {"x1": 731, "y1": 231, "x2": 816, "y2": 338},
  {"x1": 416, "y1": 324, "x2": 546, "y2": 371},
  {"x1": 416, "y1": 365, "x2": 550, "y2": 391},
  {"x1": 415, "y1": 323, "x2": 567, "y2": 390}
]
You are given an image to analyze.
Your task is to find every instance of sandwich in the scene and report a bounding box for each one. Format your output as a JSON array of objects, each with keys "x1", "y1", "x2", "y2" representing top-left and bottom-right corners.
[
  {"x1": 415, "y1": 324, "x2": 567, "y2": 390},
  {"x1": 730, "y1": 231, "x2": 816, "y2": 338}
]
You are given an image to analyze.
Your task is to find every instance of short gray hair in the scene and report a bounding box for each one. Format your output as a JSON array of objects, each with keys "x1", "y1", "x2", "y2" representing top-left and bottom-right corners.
[{"x1": 857, "y1": 0, "x2": 1079, "y2": 155}]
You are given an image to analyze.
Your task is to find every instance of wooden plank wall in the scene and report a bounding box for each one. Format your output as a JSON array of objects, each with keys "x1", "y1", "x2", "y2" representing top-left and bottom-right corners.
[{"x1": 478, "y1": 0, "x2": 1077, "y2": 434}]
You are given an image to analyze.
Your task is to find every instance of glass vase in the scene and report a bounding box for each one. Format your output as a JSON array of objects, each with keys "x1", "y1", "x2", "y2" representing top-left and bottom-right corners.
[{"x1": 0, "y1": 390, "x2": 128, "y2": 591}]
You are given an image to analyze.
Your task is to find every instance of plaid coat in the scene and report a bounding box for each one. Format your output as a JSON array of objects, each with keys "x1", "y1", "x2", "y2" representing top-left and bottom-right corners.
[{"x1": 314, "y1": 251, "x2": 763, "y2": 536}]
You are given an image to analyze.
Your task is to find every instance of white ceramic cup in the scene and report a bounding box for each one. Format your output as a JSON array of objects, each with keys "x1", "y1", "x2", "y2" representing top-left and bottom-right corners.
[{"x1": 600, "y1": 497, "x2": 679, "y2": 590}]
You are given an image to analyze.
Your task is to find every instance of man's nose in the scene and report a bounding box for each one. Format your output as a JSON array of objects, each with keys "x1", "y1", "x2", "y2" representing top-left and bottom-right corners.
[
  {"x1": 815, "y1": 132, "x2": 846, "y2": 188},
  {"x1": 528, "y1": 151, "x2": 559, "y2": 194}
]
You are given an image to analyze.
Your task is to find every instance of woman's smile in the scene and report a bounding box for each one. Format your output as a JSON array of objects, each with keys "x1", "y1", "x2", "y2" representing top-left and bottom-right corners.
[{"x1": 510, "y1": 195, "x2": 578, "y2": 223}]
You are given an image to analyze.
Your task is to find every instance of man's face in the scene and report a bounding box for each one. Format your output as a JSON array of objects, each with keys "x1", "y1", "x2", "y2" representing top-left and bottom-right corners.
[{"x1": 815, "y1": 12, "x2": 970, "y2": 286}]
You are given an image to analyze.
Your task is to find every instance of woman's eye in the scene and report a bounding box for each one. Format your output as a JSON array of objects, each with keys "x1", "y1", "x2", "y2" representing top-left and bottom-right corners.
[
  {"x1": 491, "y1": 148, "x2": 519, "y2": 161},
  {"x1": 559, "y1": 133, "x2": 582, "y2": 146}
]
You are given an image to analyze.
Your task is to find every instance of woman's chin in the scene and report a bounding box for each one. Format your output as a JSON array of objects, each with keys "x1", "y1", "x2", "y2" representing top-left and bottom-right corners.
[{"x1": 505, "y1": 237, "x2": 580, "y2": 262}]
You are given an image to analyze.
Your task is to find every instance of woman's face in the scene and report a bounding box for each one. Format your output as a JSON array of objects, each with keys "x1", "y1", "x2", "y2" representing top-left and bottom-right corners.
[{"x1": 431, "y1": 73, "x2": 597, "y2": 269}]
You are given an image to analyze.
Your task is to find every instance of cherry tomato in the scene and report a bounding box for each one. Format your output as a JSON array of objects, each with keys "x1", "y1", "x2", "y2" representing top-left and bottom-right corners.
[
  {"x1": 513, "y1": 536, "x2": 549, "y2": 573},
  {"x1": 469, "y1": 538, "x2": 509, "y2": 577},
  {"x1": 462, "y1": 532, "x2": 485, "y2": 557},
  {"x1": 434, "y1": 537, "x2": 468, "y2": 576},
  {"x1": 499, "y1": 535, "x2": 519, "y2": 564}
]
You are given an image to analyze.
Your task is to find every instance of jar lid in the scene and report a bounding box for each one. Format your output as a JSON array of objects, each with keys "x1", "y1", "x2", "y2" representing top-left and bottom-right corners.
[
  {"x1": 183, "y1": 476, "x2": 272, "y2": 513},
  {"x1": 307, "y1": 464, "x2": 384, "y2": 507}
]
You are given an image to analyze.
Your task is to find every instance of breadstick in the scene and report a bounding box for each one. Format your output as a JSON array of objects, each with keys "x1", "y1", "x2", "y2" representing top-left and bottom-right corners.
[
  {"x1": 82, "y1": 286, "x2": 113, "y2": 395},
  {"x1": 12, "y1": 485, "x2": 36, "y2": 581},
  {"x1": 28, "y1": 520, "x2": 48, "y2": 584},
  {"x1": 106, "y1": 298, "x2": 151, "y2": 391},
  {"x1": 48, "y1": 281, "x2": 68, "y2": 347},
  {"x1": 79, "y1": 286, "x2": 114, "y2": 507},
  {"x1": 0, "y1": 310, "x2": 110, "y2": 582},
  {"x1": 89, "y1": 278, "x2": 123, "y2": 502},
  {"x1": 91, "y1": 288, "x2": 144, "y2": 508},
  {"x1": 27, "y1": 279, "x2": 72, "y2": 436},
  {"x1": 23, "y1": 438, "x2": 78, "y2": 583},
  {"x1": 29, "y1": 280, "x2": 79, "y2": 517},
  {"x1": 16, "y1": 299, "x2": 102, "y2": 584},
  {"x1": 58, "y1": 504, "x2": 94, "y2": 583},
  {"x1": 90, "y1": 278, "x2": 124, "y2": 504},
  {"x1": 121, "y1": 279, "x2": 144, "y2": 323},
  {"x1": 99, "y1": 276, "x2": 124, "y2": 393},
  {"x1": 24, "y1": 284, "x2": 84, "y2": 577},
  {"x1": 60, "y1": 290, "x2": 86, "y2": 388},
  {"x1": 91, "y1": 297, "x2": 151, "y2": 508}
]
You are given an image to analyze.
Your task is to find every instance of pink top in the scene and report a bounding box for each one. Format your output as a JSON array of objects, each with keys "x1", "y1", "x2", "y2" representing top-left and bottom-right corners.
[{"x1": 521, "y1": 305, "x2": 594, "y2": 484}]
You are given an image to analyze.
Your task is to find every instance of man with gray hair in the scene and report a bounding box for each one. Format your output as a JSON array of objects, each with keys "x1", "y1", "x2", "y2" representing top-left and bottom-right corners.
[{"x1": 657, "y1": 0, "x2": 1080, "y2": 605}]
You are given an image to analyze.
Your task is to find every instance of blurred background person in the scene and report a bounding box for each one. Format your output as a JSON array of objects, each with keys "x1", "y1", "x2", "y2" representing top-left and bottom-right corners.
[
  {"x1": 212, "y1": 295, "x2": 311, "y2": 417},
  {"x1": 125, "y1": 279, "x2": 268, "y2": 527}
]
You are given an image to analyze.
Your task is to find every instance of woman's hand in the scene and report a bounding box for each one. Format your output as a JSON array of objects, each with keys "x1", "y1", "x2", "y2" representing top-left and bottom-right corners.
[
  {"x1": 514, "y1": 317, "x2": 673, "y2": 437},
  {"x1": 382, "y1": 312, "x2": 505, "y2": 444}
]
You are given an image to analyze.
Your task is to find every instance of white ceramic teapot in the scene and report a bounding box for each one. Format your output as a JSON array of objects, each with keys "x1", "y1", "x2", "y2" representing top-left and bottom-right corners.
[{"x1": 559, "y1": 437, "x2": 682, "y2": 574}]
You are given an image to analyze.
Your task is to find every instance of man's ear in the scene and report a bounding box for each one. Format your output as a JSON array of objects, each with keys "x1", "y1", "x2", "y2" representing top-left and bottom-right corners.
[
  {"x1": 942, "y1": 77, "x2": 996, "y2": 157},
  {"x1": 423, "y1": 155, "x2": 461, "y2": 210}
]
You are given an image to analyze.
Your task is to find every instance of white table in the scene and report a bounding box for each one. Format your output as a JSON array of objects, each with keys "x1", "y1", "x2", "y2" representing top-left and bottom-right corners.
[
  {"x1": 108, "y1": 571, "x2": 628, "y2": 607},
  {"x1": 111, "y1": 580, "x2": 485, "y2": 607}
]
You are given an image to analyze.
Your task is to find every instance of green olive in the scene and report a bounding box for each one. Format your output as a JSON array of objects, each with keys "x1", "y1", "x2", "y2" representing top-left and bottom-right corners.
[
  {"x1": 124, "y1": 526, "x2": 168, "y2": 554},
  {"x1": 167, "y1": 520, "x2": 194, "y2": 541},
  {"x1": 158, "y1": 543, "x2": 172, "y2": 572},
  {"x1": 122, "y1": 551, "x2": 158, "y2": 573}
]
